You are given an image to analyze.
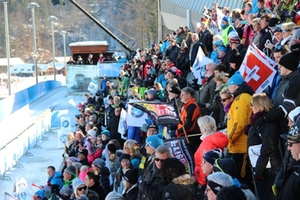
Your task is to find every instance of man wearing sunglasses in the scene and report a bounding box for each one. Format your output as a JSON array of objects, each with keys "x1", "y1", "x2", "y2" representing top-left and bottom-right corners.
[
  {"x1": 138, "y1": 145, "x2": 170, "y2": 200},
  {"x1": 277, "y1": 118, "x2": 300, "y2": 199}
]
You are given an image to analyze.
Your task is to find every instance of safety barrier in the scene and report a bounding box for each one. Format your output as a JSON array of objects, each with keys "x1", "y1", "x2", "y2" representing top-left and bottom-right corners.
[{"x1": 0, "y1": 81, "x2": 63, "y2": 180}]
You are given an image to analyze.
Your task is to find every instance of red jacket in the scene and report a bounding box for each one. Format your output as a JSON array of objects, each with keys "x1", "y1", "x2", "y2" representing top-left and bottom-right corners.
[{"x1": 194, "y1": 132, "x2": 228, "y2": 185}]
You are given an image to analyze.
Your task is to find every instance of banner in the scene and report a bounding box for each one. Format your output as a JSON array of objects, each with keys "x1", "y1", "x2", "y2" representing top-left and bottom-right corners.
[
  {"x1": 126, "y1": 104, "x2": 148, "y2": 127},
  {"x1": 118, "y1": 108, "x2": 127, "y2": 140},
  {"x1": 164, "y1": 137, "x2": 195, "y2": 175},
  {"x1": 239, "y1": 44, "x2": 277, "y2": 93},
  {"x1": 129, "y1": 101, "x2": 179, "y2": 125},
  {"x1": 192, "y1": 47, "x2": 213, "y2": 85},
  {"x1": 13, "y1": 178, "x2": 35, "y2": 200}
]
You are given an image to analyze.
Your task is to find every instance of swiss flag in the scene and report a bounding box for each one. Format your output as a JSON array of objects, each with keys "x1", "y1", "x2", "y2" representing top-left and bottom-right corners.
[{"x1": 239, "y1": 44, "x2": 277, "y2": 93}]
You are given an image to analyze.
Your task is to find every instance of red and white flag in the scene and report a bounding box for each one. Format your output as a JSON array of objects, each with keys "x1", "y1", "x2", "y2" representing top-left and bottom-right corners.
[{"x1": 239, "y1": 44, "x2": 277, "y2": 93}]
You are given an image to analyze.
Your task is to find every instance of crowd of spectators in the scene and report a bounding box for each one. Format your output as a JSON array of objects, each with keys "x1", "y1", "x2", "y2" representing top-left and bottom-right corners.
[{"x1": 32, "y1": 0, "x2": 300, "y2": 199}]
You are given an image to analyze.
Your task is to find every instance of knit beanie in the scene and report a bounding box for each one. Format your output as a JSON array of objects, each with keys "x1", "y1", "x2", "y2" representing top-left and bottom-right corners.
[
  {"x1": 124, "y1": 168, "x2": 139, "y2": 184},
  {"x1": 228, "y1": 71, "x2": 244, "y2": 86},
  {"x1": 87, "y1": 129, "x2": 97, "y2": 138},
  {"x1": 169, "y1": 85, "x2": 181, "y2": 95},
  {"x1": 218, "y1": 45, "x2": 227, "y2": 53},
  {"x1": 78, "y1": 148, "x2": 88, "y2": 157},
  {"x1": 108, "y1": 143, "x2": 117, "y2": 154},
  {"x1": 146, "y1": 134, "x2": 164, "y2": 149},
  {"x1": 203, "y1": 148, "x2": 223, "y2": 165},
  {"x1": 213, "y1": 40, "x2": 223, "y2": 47},
  {"x1": 228, "y1": 49, "x2": 243, "y2": 68},
  {"x1": 64, "y1": 165, "x2": 76, "y2": 176},
  {"x1": 278, "y1": 52, "x2": 299, "y2": 71},
  {"x1": 147, "y1": 123, "x2": 158, "y2": 131},
  {"x1": 207, "y1": 172, "x2": 234, "y2": 195},
  {"x1": 228, "y1": 31, "x2": 241, "y2": 44},
  {"x1": 222, "y1": 16, "x2": 228, "y2": 23},
  {"x1": 72, "y1": 178, "x2": 88, "y2": 198},
  {"x1": 120, "y1": 153, "x2": 131, "y2": 162},
  {"x1": 213, "y1": 157, "x2": 237, "y2": 178},
  {"x1": 93, "y1": 158, "x2": 105, "y2": 169},
  {"x1": 105, "y1": 191, "x2": 123, "y2": 200},
  {"x1": 268, "y1": 17, "x2": 281, "y2": 28},
  {"x1": 102, "y1": 130, "x2": 111, "y2": 139},
  {"x1": 67, "y1": 156, "x2": 79, "y2": 164}
]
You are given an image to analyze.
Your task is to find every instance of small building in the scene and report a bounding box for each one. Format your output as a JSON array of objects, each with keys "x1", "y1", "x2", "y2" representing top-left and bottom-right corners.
[{"x1": 0, "y1": 57, "x2": 25, "y2": 73}]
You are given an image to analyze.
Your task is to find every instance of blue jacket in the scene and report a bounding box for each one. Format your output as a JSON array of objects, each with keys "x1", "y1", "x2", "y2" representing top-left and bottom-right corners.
[
  {"x1": 157, "y1": 74, "x2": 167, "y2": 88},
  {"x1": 100, "y1": 79, "x2": 108, "y2": 92},
  {"x1": 127, "y1": 126, "x2": 141, "y2": 142},
  {"x1": 49, "y1": 171, "x2": 63, "y2": 189}
]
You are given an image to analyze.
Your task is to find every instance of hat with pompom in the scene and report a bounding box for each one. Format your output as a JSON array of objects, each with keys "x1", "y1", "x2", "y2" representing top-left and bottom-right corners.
[{"x1": 146, "y1": 134, "x2": 164, "y2": 149}]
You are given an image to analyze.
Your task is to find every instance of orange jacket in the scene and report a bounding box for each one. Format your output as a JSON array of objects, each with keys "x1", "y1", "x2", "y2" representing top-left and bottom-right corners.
[{"x1": 176, "y1": 98, "x2": 201, "y2": 137}]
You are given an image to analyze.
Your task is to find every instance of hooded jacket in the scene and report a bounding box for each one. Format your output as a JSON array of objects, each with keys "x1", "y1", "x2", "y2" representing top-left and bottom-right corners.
[
  {"x1": 227, "y1": 82, "x2": 254, "y2": 153},
  {"x1": 194, "y1": 132, "x2": 229, "y2": 185},
  {"x1": 162, "y1": 174, "x2": 196, "y2": 200}
]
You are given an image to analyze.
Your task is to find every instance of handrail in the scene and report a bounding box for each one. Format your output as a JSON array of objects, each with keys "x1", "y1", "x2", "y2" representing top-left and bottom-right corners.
[{"x1": 0, "y1": 109, "x2": 51, "y2": 151}]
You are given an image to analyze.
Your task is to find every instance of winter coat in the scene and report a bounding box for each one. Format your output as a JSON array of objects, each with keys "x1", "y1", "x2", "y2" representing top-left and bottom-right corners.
[
  {"x1": 87, "y1": 145, "x2": 103, "y2": 164},
  {"x1": 176, "y1": 48, "x2": 190, "y2": 72},
  {"x1": 199, "y1": 28, "x2": 213, "y2": 52},
  {"x1": 198, "y1": 75, "x2": 216, "y2": 106},
  {"x1": 247, "y1": 112, "x2": 282, "y2": 178},
  {"x1": 123, "y1": 184, "x2": 138, "y2": 200},
  {"x1": 138, "y1": 162, "x2": 165, "y2": 200},
  {"x1": 165, "y1": 45, "x2": 180, "y2": 64},
  {"x1": 259, "y1": 27, "x2": 273, "y2": 57},
  {"x1": 190, "y1": 40, "x2": 207, "y2": 66},
  {"x1": 107, "y1": 114, "x2": 122, "y2": 144},
  {"x1": 227, "y1": 82, "x2": 254, "y2": 153},
  {"x1": 89, "y1": 182, "x2": 105, "y2": 200},
  {"x1": 268, "y1": 70, "x2": 300, "y2": 135},
  {"x1": 162, "y1": 174, "x2": 196, "y2": 200},
  {"x1": 100, "y1": 166, "x2": 111, "y2": 196},
  {"x1": 194, "y1": 132, "x2": 228, "y2": 185},
  {"x1": 127, "y1": 126, "x2": 141, "y2": 142},
  {"x1": 49, "y1": 171, "x2": 63, "y2": 190},
  {"x1": 277, "y1": 161, "x2": 300, "y2": 200}
]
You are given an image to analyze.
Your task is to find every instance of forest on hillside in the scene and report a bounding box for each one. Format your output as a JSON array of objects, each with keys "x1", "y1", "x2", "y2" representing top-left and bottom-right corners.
[{"x1": 0, "y1": 0, "x2": 158, "y2": 63}]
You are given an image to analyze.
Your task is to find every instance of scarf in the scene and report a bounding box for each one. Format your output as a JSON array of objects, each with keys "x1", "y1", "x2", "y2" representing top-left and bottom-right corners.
[{"x1": 223, "y1": 101, "x2": 233, "y2": 113}]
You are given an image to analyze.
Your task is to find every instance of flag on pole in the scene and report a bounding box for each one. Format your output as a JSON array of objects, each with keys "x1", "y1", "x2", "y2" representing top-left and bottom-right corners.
[
  {"x1": 192, "y1": 47, "x2": 213, "y2": 85},
  {"x1": 129, "y1": 101, "x2": 179, "y2": 125},
  {"x1": 239, "y1": 44, "x2": 277, "y2": 93}
]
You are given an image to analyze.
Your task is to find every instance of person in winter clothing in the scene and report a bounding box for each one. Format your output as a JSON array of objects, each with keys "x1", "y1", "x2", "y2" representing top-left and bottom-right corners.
[
  {"x1": 176, "y1": 42, "x2": 190, "y2": 78},
  {"x1": 202, "y1": 148, "x2": 224, "y2": 176},
  {"x1": 199, "y1": 22, "x2": 214, "y2": 56},
  {"x1": 138, "y1": 145, "x2": 170, "y2": 200},
  {"x1": 190, "y1": 33, "x2": 207, "y2": 66},
  {"x1": 123, "y1": 140, "x2": 141, "y2": 169},
  {"x1": 107, "y1": 106, "x2": 123, "y2": 146},
  {"x1": 176, "y1": 87, "x2": 201, "y2": 149},
  {"x1": 221, "y1": 16, "x2": 235, "y2": 45},
  {"x1": 277, "y1": 118, "x2": 300, "y2": 199},
  {"x1": 77, "y1": 149, "x2": 90, "y2": 167},
  {"x1": 59, "y1": 165, "x2": 77, "y2": 199},
  {"x1": 71, "y1": 177, "x2": 99, "y2": 200},
  {"x1": 123, "y1": 168, "x2": 139, "y2": 200},
  {"x1": 87, "y1": 136, "x2": 103, "y2": 164},
  {"x1": 227, "y1": 71, "x2": 254, "y2": 183},
  {"x1": 92, "y1": 158, "x2": 111, "y2": 196},
  {"x1": 161, "y1": 158, "x2": 196, "y2": 200},
  {"x1": 194, "y1": 116, "x2": 228, "y2": 198},
  {"x1": 258, "y1": 14, "x2": 273, "y2": 57},
  {"x1": 206, "y1": 172, "x2": 235, "y2": 200},
  {"x1": 245, "y1": 93, "x2": 281, "y2": 200},
  {"x1": 85, "y1": 170, "x2": 105, "y2": 200},
  {"x1": 164, "y1": 39, "x2": 180, "y2": 64},
  {"x1": 255, "y1": 50, "x2": 300, "y2": 141},
  {"x1": 34, "y1": 166, "x2": 63, "y2": 198},
  {"x1": 114, "y1": 153, "x2": 134, "y2": 195}
]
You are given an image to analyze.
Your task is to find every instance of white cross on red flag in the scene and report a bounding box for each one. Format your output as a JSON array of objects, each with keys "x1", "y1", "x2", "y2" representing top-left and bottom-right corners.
[{"x1": 239, "y1": 44, "x2": 277, "y2": 93}]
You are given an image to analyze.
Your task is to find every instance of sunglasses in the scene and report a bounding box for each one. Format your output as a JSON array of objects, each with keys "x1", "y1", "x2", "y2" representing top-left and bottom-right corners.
[
  {"x1": 286, "y1": 142, "x2": 297, "y2": 147},
  {"x1": 154, "y1": 158, "x2": 165, "y2": 162},
  {"x1": 77, "y1": 186, "x2": 87, "y2": 191},
  {"x1": 221, "y1": 98, "x2": 229, "y2": 102}
]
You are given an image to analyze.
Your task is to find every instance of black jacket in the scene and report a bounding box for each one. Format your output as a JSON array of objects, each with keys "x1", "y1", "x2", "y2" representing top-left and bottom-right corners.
[
  {"x1": 190, "y1": 40, "x2": 206, "y2": 66},
  {"x1": 123, "y1": 184, "x2": 138, "y2": 200},
  {"x1": 199, "y1": 28, "x2": 213, "y2": 52},
  {"x1": 100, "y1": 166, "x2": 111, "y2": 196},
  {"x1": 259, "y1": 27, "x2": 273, "y2": 57},
  {"x1": 89, "y1": 182, "x2": 105, "y2": 200},
  {"x1": 247, "y1": 112, "x2": 282, "y2": 178},
  {"x1": 165, "y1": 45, "x2": 179, "y2": 64},
  {"x1": 162, "y1": 174, "x2": 195, "y2": 200},
  {"x1": 278, "y1": 161, "x2": 300, "y2": 200},
  {"x1": 138, "y1": 162, "x2": 165, "y2": 200},
  {"x1": 107, "y1": 114, "x2": 122, "y2": 144},
  {"x1": 176, "y1": 48, "x2": 190, "y2": 71}
]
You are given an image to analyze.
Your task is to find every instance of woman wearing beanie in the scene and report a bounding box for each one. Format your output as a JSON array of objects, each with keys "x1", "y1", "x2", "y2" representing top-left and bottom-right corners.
[
  {"x1": 71, "y1": 177, "x2": 100, "y2": 200},
  {"x1": 145, "y1": 134, "x2": 164, "y2": 166},
  {"x1": 245, "y1": 93, "x2": 281, "y2": 200},
  {"x1": 194, "y1": 116, "x2": 228, "y2": 198},
  {"x1": 114, "y1": 154, "x2": 134, "y2": 195},
  {"x1": 123, "y1": 168, "x2": 139, "y2": 200},
  {"x1": 161, "y1": 158, "x2": 195, "y2": 200}
]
